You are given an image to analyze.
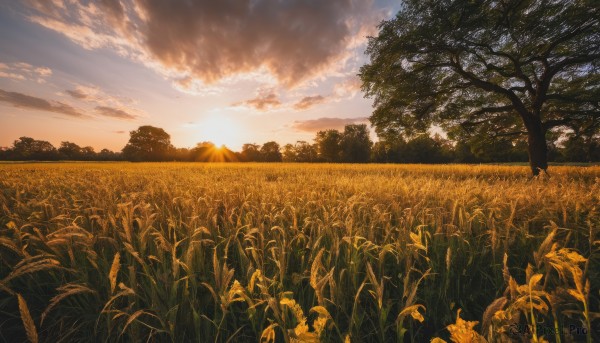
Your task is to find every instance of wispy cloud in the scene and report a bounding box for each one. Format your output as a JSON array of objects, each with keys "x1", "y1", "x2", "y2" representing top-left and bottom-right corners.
[
  {"x1": 233, "y1": 90, "x2": 282, "y2": 111},
  {"x1": 292, "y1": 117, "x2": 369, "y2": 132},
  {"x1": 22, "y1": 0, "x2": 379, "y2": 89},
  {"x1": 0, "y1": 89, "x2": 86, "y2": 118},
  {"x1": 333, "y1": 76, "x2": 362, "y2": 99},
  {"x1": 63, "y1": 84, "x2": 144, "y2": 120},
  {"x1": 0, "y1": 62, "x2": 52, "y2": 83},
  {"x1": 95, "y1": 106, "x2": 137, "y2": 120},
  {"x1": 293, "y1": 95, "x2": 327, "y2": 110}
]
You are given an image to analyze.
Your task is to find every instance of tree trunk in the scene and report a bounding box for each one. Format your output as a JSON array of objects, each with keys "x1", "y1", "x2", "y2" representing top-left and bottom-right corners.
[{"x1": 526, "y1": 120, "x2": 548, "y2": 176}]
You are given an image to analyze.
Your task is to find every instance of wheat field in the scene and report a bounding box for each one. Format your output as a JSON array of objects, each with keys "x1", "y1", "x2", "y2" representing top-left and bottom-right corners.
[{"x1": 0, "y1": 163, "x2": 598, "y2": 342}]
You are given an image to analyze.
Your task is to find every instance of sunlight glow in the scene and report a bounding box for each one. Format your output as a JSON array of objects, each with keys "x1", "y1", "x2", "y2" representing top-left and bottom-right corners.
[{"x1": 198, "y1": 114, "x2": 241, "y2": 148}]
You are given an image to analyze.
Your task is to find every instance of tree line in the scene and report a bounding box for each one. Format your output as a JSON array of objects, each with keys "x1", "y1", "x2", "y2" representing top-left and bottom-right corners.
[{"x1": 1, "y1": 124, "x2": 598, "y2": 163}]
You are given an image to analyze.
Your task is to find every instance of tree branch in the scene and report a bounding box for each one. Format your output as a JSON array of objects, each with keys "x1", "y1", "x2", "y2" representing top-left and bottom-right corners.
[{"x1": 450, "y1": 57, "x2": 531, "y2": 121}]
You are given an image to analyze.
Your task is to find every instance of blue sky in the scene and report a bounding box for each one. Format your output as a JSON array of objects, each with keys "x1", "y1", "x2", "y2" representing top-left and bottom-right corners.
[{"x1": 0, "y1": 0, "x2": 398, "y2": 151}]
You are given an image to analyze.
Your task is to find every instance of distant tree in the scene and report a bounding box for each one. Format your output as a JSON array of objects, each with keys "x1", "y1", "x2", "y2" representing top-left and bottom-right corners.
[
  {"x1": 340, "y1": 124, "x2": 372, "y2": 163},
  {"x1": 282, "y1": 144, "x2": 297, "y2": 162},
  {"x1": 453, "y1": 140, "x2": 479, "y2": 164},
  {"x1": 294, "y1": 141, "x2": 318, "y2": 162},
  {"x1": 260, "y1": 141, "x2": 282, "y2": 162},
  {"x1": 80, "y1": 146, "x2": 96, "y2": 160},
  {"x1": 469, "y1": 138, "x2": 517, "y2": 163},
  {"x1": 240, "y1": 143, "x2": 261, "y2": 162},
  {"x1": 315, "y1": 129, "x2": 342, "y2": 162},
  {"x1": 58, "y1": 141, "x2": 82, "y2": 160},
  {"x1": 191, "y1": 142, "x2": 216, "y2": 162},
  {"x1": 361, "y1": 0, "x2": 600, "y2": 175},
  {"x1": 10, "y1": 136, "x2": 58, "y2": 160},
  {"x1": 560, "y1": 133, "x2": 600, "y2": 162},
  {"x1": 98, "y1": 148, "x2": 122, "y2": 161},
  {"x1": 122, "y1": 126, "x2": 174, "y2": 161},
  {"x1": 371, "y1": 141, "x2": 389, "y2": 163},
  {"x1": 0, "y1": 147, "x2": 8, "y2": 160},
  {"x1": 402, "y1": 135, "x2": 446, "y2": 163}
]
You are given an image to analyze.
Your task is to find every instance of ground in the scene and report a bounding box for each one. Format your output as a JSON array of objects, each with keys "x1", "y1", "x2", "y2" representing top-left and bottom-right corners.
[{"x1": 0, "y1": 163, "x2": 598, "y2": 342}]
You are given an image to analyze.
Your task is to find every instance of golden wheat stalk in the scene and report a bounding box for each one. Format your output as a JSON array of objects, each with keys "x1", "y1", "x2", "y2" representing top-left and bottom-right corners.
[
  {"x1": 109, "y1": 252, "x2": 120, "y2": 294},
  {"x1": 17, "y1": 293, "x2": 38, "y2": 343}
]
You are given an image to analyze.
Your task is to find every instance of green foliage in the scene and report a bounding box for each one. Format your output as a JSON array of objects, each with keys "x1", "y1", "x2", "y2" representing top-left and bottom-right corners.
[
  {"x1": 315, "y1": 130, "x2": 343, "y2": 162},
  {"x1": 340, "y1": 124, "x2": 372, "y2": 163},
  {"x1": 122, "y1": 125, "x2": 174, "y2": 161},
  {"x1": 260, "y1": 141, "x2": 283, "y2": 162},
  {"x1": 360, "y1": 0, "x2": 600, "y2": 172}
]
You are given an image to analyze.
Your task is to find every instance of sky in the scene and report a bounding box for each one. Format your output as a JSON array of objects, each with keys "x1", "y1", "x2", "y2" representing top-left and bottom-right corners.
[{"x1": 0, "y1": 0, "x2": 398, "y2": 152}]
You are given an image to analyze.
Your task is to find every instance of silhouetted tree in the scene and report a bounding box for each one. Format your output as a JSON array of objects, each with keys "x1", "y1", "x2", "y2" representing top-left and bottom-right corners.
[
  {"x1": 453, "y1": 140, "x2": 479, "y2": 164},
  {"x1": 240, "y1": 143, "x2": 261, "y2": 162},
  {"x1": 260, "y1": 141, "x2": 282, "y2": 162},
  {"x1": 559, "y1": 133, "x2": 600, "y2": 162},
  {"x1": 282, "y1": 144, "x2": 297, "y2": 162},
  {"x1": 340, "y1": 124, "x2": 372, "y2": 163},
  {"x1": 315, "y1": 129, "x2": 342, "y2": 162},
  {"x1": 9, "y1": 137, "x2": 59, "y2": 160},
  {"x1": 97, "y1": 149, "x2": 122, "y2": 161},
  {"x1": 294, "y1": 141, "x2": 318, "y2": 162},
  {"x1": 361, "y1": 0, "x2": 600, "y2": 175},
  {"x1": 191, "y1": 142, "x2": 215, "y2": 162},
  {"x1": 122, "y1": 126, "x2": 174, "y2": 161},
  {"x1": 80, "y1": 146, "x2": 96, "y2": 161},
  {"x1": 58, "y1": 141, "x2": 82, "y2": 160}
]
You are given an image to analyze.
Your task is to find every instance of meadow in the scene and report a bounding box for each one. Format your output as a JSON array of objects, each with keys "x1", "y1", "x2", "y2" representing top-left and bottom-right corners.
[{"x1": 0, "y1": 163, "x2": 598, "y2": 342}]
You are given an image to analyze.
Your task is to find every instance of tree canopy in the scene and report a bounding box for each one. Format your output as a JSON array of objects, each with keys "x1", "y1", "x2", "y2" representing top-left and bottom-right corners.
[
  {"x1": 360, "y1": 0, "x2": 600, "y2": 175},
  {"x1": 122, "y1": 125, "x2": 174, "y2": 161}
]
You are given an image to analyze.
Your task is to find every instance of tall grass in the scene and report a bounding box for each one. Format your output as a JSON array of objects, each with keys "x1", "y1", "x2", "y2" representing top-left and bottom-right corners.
[{"x1": 0, "y1": 163, "x2": 598, "y2": 342}]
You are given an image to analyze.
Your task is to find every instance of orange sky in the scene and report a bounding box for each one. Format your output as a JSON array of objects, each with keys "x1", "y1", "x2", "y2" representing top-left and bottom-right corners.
[{"x1": 0, "y1": 0, "x2": 398, "y2": 151}]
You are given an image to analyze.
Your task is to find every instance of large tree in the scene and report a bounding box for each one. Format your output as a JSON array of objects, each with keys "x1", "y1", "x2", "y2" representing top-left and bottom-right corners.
[
  {"x1": 122, "y1": 126, "x2": 174, "y2": 161},
  {"x1": 260, "y1": 141, "x2": 283, "y2": 162},
  {"x1": 315, "y1": 129, "x2": 343, "y2": 162},
  {"x1": 360, "y1": 0, "x2": 600, "y2": 175},
  {"x1": 340, "y1": 124, "x2": 373, "y2": 163}
]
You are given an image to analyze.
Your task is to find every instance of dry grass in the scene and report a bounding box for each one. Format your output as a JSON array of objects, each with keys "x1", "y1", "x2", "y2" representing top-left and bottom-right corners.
[{"x1": 0, "y1": 162, "x2": 598, "y2": 342}]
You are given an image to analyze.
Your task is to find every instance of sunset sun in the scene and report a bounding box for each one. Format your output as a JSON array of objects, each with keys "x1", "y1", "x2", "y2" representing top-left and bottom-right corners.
[{"x1": 198, "y1": 114, "x2": 240, "y2": 148}]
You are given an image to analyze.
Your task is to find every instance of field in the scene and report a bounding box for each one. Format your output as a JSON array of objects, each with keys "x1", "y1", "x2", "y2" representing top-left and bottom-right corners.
[{"x1": 0, "y1": 163, "x2": 598, "y2": 342}]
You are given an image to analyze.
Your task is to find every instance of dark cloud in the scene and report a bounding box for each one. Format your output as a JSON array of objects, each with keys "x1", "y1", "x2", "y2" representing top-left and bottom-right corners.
[
  {"x1": 114, "y1": 130, "x2": 126, "y2": 134},
  {"x1": 66, "y1": 89, "x2": 88, "y2": 99},
  {"x1": 95, "y1": 106, "x2": 137, "y2": 120},
  {"x1": 292, "y1": 117, "x2": 369, "y2": 132},
  {"x1": 24, "y1": 0, "x2": 376, "y2": 87},
  {"x1": 0, "y1": 89, "x2": 85, "y2": 118},
  {"x1": 234, "y1": 92, "x2": 281, "y2": 111},
  {"x1": 293, "y1": 95, "x2": 326, "y2": 110}
]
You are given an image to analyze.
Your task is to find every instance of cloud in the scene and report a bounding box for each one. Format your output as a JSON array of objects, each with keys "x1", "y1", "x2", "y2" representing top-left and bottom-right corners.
[
  {"x1": 65, "y1": 85, "x2": 132, "y2": 105},
  {"x1": 292, "y1": 117, "x2": 369, "y2": 132},
  {"x1": 333, "y1": 76, "x2": 362, "y2": 98},
  {"x1": 293, "y1": 95, "x2": 327, "y2": 110},
  {"x1": 0, "y1": 61, "x2": 52, "y2": 82},
  {"x1": 64, "y1": 84, "x2": 144, "y2": 120},
  {"x1": 0, "y1": 89, "x2": 85, "y2": 118},
  {"x1": 22, "y1": 0, "x2": 378, "y2": 88},
  {"x1": 95, "y1": 106, "x2": 138, "y2": 120},
  {"x1": 65, "y1": 89, "x2": 88, "y2": 99},
  {"x1": 233, "y1": 91, "x2": 281, "y2": 111},
  {"x1": 114, "y1": 130, "x2": 126, "y2": 134}
]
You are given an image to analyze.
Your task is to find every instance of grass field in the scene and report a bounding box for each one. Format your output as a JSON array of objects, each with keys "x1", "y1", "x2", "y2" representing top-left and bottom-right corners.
[{"x1": 0, "y1": 163, "x2": 598, "y2": 342}]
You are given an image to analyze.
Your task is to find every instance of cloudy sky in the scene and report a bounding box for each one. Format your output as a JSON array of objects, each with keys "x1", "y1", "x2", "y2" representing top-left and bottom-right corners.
[{"x1": 0, "y1": 0, "x2": 398, "y2": 151}]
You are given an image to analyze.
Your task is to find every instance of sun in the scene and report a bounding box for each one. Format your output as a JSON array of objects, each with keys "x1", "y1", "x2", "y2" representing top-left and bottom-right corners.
[{"x1": 198, "y1": 114, "x2": 240, "y2": 148}]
